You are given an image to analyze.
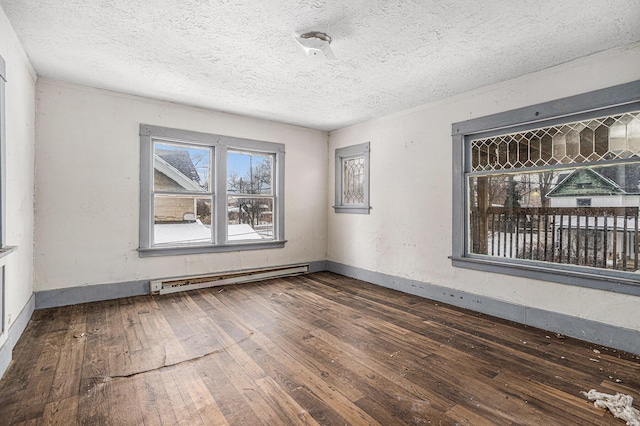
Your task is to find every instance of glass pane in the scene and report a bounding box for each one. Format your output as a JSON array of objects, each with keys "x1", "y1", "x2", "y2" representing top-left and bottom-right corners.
[
  {"x1": 470, "y1": 111, "x2": 640, "y2": 172},
  {"x1": 154, "y1": 195, "x2": 212, "y2": 245},
  {"x1": 342, "y1": 156, "x2": 365, "y2": 204},
  {"x1": 227, "y1": 197, "x2": 274, "y2": 241},
  {"x1": 468, "y1": 163, "x2": 640, "y2": 272},
  {"x1": 154, "y1": 142, "x2": 210, "y2": 192},
  {"x1": 227, "y1": 151, "x2": 273, "y2": 195}
]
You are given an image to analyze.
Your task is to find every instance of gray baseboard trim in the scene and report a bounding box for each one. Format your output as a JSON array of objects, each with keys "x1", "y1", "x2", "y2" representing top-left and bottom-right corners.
[
  {"x1": 308, "y1": 260, "x2": 328, "y2": 273},
  {"x1": 35, "y1": 280, "x2": 150, "y2": 309},
  {"x1": 34, "y1": 260, "x2": 328, "y2": 310},
  {"x1": 0, "y1": 294, "x2": 35, "y2": 379},
  {"x1": 326, "y1": 261, "x2": 640, "y2": 355}
]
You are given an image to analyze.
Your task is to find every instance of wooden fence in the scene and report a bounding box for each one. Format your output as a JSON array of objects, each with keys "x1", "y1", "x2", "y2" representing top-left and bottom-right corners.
[{"x1": 470, "y1": 206, "x2": 639, "y2": 271}]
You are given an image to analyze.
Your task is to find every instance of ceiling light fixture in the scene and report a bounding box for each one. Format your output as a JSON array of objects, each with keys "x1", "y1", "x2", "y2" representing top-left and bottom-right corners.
[{"x1": 293, "y1": 31, "x2": 336, "y2": 60}]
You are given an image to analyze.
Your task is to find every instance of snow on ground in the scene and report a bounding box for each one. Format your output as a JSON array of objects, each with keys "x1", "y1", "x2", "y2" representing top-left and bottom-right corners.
[
  {"x1": 228, "y1": 224, "x2": 264, "y2": 241},
  {"x1": 154, "y1": 221, "x2": 262, "y2": 245}
]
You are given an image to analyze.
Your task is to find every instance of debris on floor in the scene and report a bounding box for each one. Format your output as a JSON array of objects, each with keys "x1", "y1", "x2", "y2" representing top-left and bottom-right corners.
[{"x1": 581, "y1": 389, "x2": 640, "y2": 426}]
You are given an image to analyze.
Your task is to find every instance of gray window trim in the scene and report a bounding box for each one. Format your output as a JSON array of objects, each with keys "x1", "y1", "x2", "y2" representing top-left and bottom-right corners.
[
  {"x1": 139, "y1": 124, "x2": 286, "y2": 257},
  {"x1": 334, "y1": 142, "x2": 371, "y2": 214},
  {"x1": 0, "y1": 55, "x2": 6, "y2": 249},
  {"x1": 451, "y1": 80, "x2": 640, "y2": 296},
  {"x1": 0, "y1": 266, "x2": 4, "y2": 334},
  {"x1": 0, "y1": 56, "x2": 15, "y2": 258}
]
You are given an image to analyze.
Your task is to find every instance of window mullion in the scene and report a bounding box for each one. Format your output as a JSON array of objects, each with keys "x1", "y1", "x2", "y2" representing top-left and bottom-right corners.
[
  {"x1": 215, "y1": 144, "x2": 228, "y2": 244},
  {"x1": 210, "y1": 146, "x2": 216, "y2": 245}
]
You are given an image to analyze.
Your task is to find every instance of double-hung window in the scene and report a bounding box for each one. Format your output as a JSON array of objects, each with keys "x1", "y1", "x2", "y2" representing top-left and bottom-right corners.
[
  {"x1": 334, "y1": 142, "x2": 371, "y2": 214},
  {"x1": 139, "y1": 125, "x2": 285, "y2": 256},
  {"x1": 452, "y1": 81, "x2": 640, "y2": 296}
]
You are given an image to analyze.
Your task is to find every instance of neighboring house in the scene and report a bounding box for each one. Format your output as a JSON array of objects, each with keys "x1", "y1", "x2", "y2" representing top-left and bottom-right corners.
[
  {"x1": 154, "y1": 149, "x2": 205, "y2": 223},
  {"x1": 546, "y1": 167, "x2": 640, "y2": 208},
  {"x1": 546, "y1": 167, "x2": 639, "y2": 264}
]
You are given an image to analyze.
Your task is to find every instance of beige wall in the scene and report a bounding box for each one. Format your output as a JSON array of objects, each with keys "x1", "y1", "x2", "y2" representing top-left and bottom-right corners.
[
  {"x1": 34, "y1": 80, "x2": 328, "y2": 291},
  {"x1": 0, "y1": 7, "x2": 36, "y2": 343},
  {"x1": 328, "y1": 43, "x2": 640, "y2": 332}
]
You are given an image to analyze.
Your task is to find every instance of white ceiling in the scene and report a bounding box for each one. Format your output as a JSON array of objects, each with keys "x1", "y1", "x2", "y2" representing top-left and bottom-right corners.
[{"x1": 1, "y1": 1, "x2": 639, "y2": 131}]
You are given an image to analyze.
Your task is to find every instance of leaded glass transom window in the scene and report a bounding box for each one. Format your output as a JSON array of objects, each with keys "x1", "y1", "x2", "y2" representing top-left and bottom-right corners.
[{"x1": 471, "y1": 111, "x2": 640, "y2": 172}]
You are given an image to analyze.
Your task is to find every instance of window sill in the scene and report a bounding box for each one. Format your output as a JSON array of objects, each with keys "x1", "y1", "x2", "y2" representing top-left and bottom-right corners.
[
  {"x1": 333, "y1": 206, "x2": 371, "y2": 214},
  {"x1": 138, "y1": 241, "x2": 286, "y2": 257},
  {"x1": 450, "y1": 255, "x2": 640, "y2": 297},
  {"x1": 0, "y1": 246, "x2": 17, "y2": 261}
]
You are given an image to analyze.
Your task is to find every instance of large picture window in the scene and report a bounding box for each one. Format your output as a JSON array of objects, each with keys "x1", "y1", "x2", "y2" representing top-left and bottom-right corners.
[
  {"x1": 452, "y1": 81, "x2": 640, "y2": 296},
  {"x1": 139, "y1": 125, "x2": 285, "y2": 256}
]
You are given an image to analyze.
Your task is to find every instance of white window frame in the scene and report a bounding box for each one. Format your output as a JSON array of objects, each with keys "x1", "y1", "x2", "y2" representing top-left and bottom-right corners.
[
  {"x1": 451, "y1": 81, "x2": 640, "y2": 297},
  {"x1": 139, "y1": 124, "x2": 285, "y2": 257},
  {"x1": 334, "y1": 142, "x2": 371, "y2": 214}
]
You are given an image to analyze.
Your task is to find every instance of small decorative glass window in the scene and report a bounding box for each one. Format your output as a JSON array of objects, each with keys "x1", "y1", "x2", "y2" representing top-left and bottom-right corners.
[{"x1": 334, "y1": 142, "x2": 370, "y2": 214}]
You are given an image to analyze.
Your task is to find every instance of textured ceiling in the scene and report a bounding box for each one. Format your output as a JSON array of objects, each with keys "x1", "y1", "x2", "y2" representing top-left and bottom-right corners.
[{"x1": 1, "y1": 0, "x2": 639, "y2": 131}]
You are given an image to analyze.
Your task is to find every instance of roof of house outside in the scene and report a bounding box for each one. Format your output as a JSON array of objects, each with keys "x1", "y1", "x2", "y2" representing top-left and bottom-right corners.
[
  {"x1": 156, "y1": 149, "x2": 202, "y2": 186},
  {"x1": 547, "y1": 169, "x2": 623, "y2": 198},
  {"x1": 547, "y1": 165, "x2": 640, "y2": 198}
]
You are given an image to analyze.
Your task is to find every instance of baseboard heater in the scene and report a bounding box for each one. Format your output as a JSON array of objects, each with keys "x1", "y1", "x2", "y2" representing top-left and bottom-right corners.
[{"x1": 150, "y1": 264, "x2": 310, "y2": 295}]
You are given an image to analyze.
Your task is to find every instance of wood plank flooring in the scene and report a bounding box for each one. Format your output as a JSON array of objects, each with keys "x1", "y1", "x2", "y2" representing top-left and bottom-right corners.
[{"x1": 0, "y1": 271, "x2": 638, "y2": 425}]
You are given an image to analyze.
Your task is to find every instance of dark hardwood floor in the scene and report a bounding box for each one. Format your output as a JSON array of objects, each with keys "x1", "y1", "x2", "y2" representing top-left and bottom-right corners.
[{"x1": 0, "y1": 271, "x2": 638, "y2": 425}]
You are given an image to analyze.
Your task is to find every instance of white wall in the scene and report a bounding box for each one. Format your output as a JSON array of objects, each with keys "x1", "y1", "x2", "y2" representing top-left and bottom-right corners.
[
  {"x1": 34, "y1": 80, "x2": 328, "y2": 291},
  {"x1": 328, "y1": 43, "x2": 640, "y2": 332},
  {"x1": 550, "y1": 195, "x2": 640, "y2": 208},
  {"x1": 0, "y1": 7, "x2": 36, "y2": 343}
]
